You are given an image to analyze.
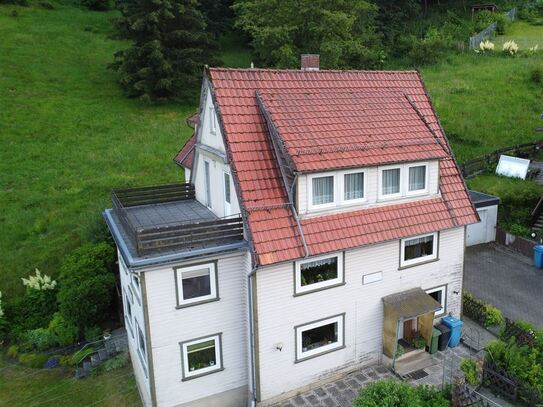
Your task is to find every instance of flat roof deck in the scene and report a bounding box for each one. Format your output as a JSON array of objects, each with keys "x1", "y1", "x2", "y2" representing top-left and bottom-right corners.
[{"x1": 124, "y1": 200, "x2": 217, "y2": 229}]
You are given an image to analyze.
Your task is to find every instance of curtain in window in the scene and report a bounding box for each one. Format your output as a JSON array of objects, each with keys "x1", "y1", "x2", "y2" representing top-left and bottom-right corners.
[
  {"x1": 312, "y1": 176, "x2": 334, "y2": 205},
  {"x1": 344, "y1": 172, "x2": 364, "y2": 200},
  {"x1": 409, "y1": 166, "x2": 426, "y2": 191},
  {"x1": 382, "y1": 168, "x2": 400, "y2": 195},
  {"x1": 404, "y1": 235, "x2": 434, "y2": 260}
]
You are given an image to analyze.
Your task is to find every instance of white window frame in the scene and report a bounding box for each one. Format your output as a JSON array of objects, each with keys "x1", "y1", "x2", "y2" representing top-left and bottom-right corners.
[
  {"x1": 378, "y1": 165, "x2": 403, "y2": 200},
  {"x1": 180, "y1": 333, "x2": 223, "y2": 380},
  {"x1": 135, "y1": 320, "x2": 148, "y2": 376},
  {"x1": 209, "y1": 106, "x2": 217, "y2": 135},
  {"x1": 426, "y1": 285, "x2": 447, "y2": 317},
  {"x1": 294, "y1": 253, "x2": 344, "y2": 295},
  {"x1": 339, "y1": 169, "x2": 366, "y2": 205},
  {"x1": 308, "y1": 173, "x2": 336, "y2": 210},
  {"x1": 124, "y1": 289, "x2": 134, "y2": 337},
  {"x1": 400, "y1": 232, "x2": 438, "y2": 268},
  {"x1": 223, "y1": 171, "x2": 231, "y2": 216},
  {"x1": 295, "y1": 314, "x2": 345, "y2": 362},
  {"x1": 131, "y1": 273, "x2": 141, "y2": 304},
  {"x1": 174, "y1": 262, "x2": 218, "y2": 308},
  {"x1": 406, "y1": 162, "x2": 429, "y2": 196}
]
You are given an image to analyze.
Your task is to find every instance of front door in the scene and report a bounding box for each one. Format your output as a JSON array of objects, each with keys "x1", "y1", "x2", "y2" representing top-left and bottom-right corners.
[{"x1": 403, "y1": 319, "x2": 415, "y2": 342}]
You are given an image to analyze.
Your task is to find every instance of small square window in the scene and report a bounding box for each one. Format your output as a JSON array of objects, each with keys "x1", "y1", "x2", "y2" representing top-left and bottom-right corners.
[
  {"x1": 401, "y1": 233, "x2": 438, "y2": 267},
  {"x1": 408, "y1": 165, "x2": 427, "y2": 192},
  {"x1": 180, "y1": 334, "x2": 222, "y2": 380},
  {"x1": 343, "y1": 172, "x2": 364, "y2": 201},
  {"x1": 295, "y1": 254, "x2": 343, "y2": 295},
  {"x1": 312, "y1": 176, "x2": 334, "y2": 206},
  {"x1": 426, "y1": 285, "x2": 447, "y2": 316},
  {"x1": 295, "y1": 315, "x2": 344, "y2": 362},
  {"x1": 382, "y1": 168, "x2": 401, "y2": 196},
  {"x1": 175, "y1": 263, "x2": 218, "y2": 307}
]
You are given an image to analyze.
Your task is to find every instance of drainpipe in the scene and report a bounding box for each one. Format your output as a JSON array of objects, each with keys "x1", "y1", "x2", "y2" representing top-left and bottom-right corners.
[
  {"x1": 248, "y1": 266, "x2": 258, "y2": 407},
  {"x1": 289, "y1": 173, "x2": 309, "y2": 258}
]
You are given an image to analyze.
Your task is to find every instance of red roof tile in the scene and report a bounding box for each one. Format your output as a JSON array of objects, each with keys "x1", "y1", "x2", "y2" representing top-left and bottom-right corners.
[
  {"x1": 207, "y1": 68, "x2": 478, "y2": 266},
  {"x1": 173, "y1": 134, "x2": 195, "y2": 170}
]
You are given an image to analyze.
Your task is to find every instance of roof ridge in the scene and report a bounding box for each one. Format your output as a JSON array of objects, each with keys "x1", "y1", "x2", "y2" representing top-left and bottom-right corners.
[{"x1": 208, "y1": 67, "x2": 419, "y2": 75}]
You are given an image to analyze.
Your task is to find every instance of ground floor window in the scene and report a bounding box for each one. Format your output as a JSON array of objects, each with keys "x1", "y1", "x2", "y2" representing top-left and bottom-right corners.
[
  {"x1": 426, "y1": 285, "x2": 447, "y2": 316},
  {"x1": 400, "y1": 232, "x2": 438, "y2": 267},
  {"x1": 295, "y1": 314, "x2": 344, "y2": 362},
  {"x1": 180, "y1": 334, "x2": 223, "y2": 380}
]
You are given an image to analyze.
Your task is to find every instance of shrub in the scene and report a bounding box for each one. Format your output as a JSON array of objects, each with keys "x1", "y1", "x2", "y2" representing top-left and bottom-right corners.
[
  {"x1": 411, "y1": 334, "x2": 427, "y2": 350},
  {"x1": 84, "y1": 325, "x2": 102, "y2": 342},
  {"x1": 23, "y1": 328, "x2": 54, "y2": 351},
  {"x1": 399, "y1": 29, "x2": 453, "y2": 66},
  {"x1": 463, "y1": 291, "x2": 504, "y2": 328},
  {"x1": 502, "y1": 40, "x2": 519, "y2": 56},
  {"x1": 531, "y1": 69, "x2": 542, "y2": 84},
  {"x1": 7, "y1": 345, "x2": 18, "y2": 359},
  {"x1": 353, "y1": 379, "x2": 449, "y2": 407},
  {"x1": 18, "y1": 353, "x2": 48, "y2": 369},
  {"x1": 473, "y1": 10, "x2": 495, "y2": 32},
  {"x1": 494, "y1": 14, "x2": 511, "y2": 35},
  {"x1": 460, "y1": 359, "x2": 478, "y2": 385},
  {"x1": 81, "y1": 0, "x2": 109, "y2": 11},
  {"x1": 478, "y1": 40, "x2": 495, "y2": 53},
  {"x1": 58, "y1": 243, "x2": 115, "y2": 330},
  {"x1": 395, "y1": 343, "x2": 405, "y2": 358},
  {"x1": 48, "y1": 313, "x2": 79, "y2": 347},
  {"x1": 101, "y1": 352, "x2": 128, "y2": 371}
]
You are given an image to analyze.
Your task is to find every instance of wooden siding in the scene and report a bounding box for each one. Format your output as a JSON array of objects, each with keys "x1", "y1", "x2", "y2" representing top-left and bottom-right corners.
[
  {"x1": 297, "y1": 160, "x2": 439, "y2": 216},
  {"x1": 255, "y1": 226, "x2": 465, "y2": 402},
  {"x1": 144, "y1": 250, "x2": 251, "y2": 407},
  {"x1": 118, "y1": 251, "x2": 152, "y2": 406}
]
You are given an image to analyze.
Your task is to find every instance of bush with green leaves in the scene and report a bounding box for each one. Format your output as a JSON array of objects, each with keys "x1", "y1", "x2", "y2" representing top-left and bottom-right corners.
[
  {"x1": 101, "y1": 352, "x2": 129, "y2": 371},
  {"x1": 23, "y1": 327, "x2": 54, "y2": 351},
  {"x1": 353, "y1": 379, "x2": 449, "y2": 407},
  {"x1": 48, "y1": 313, "x2": 79, "y2": 347},
  {"x1": 81, "y1": 0, "x2": 109, "y2": 10},
  {"x1": 84, "y1": 325, "x2": 103, "y2": 342},
  {"x1": 57, "y1": 243, "x2": 116, "y2": 331},
  {"x1": 396, "y1": 28, "x2": 453, "y2": 66},
  {"x1": 460, "y1": 359, "x2": 478, "y2": 385},
  {"x1": 463, "y1": 291, "x2": 504, "y2": 328},
  {"x1": 18, "y1": 352, "x2": 49, "y2": 369}
]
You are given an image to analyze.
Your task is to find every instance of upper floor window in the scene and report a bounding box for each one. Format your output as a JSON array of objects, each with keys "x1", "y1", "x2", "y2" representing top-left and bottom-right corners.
[
  {"x1": 209, "y1": 107, "x2": 217, "y2": 134},
  {"x1": 309, "y1": 170, "x2": 365, "y2": 210},
  {"x1": 294, "y1": 253, "x2": 344, "y2": 295},
  {"x1": 400, "y1": 232, "x2": 438, "y2": 267},
  {"x1": 342, "y1": 171, "x2": 364, "y2": 202},
  {"x1": 379, "y1": 162, "x2": 428, "y2": 200},
  {"x1": 381, "y1": 167, "x2": 401, "y2": 196},
  {"x1": 408, "y1": 164, "x2": 428, "y2": 194},
  {"x1": 175, "y1": 262, "x2": 218, "y2": 308},
  {"x1": 312, "y1": 175, "x2": 334, "y2": 207}
]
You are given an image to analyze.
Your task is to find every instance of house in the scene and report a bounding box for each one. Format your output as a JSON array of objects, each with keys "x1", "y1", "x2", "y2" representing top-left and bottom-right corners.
[{"x1": 104, "y1": 55, "x2": 478, "y2": 407}]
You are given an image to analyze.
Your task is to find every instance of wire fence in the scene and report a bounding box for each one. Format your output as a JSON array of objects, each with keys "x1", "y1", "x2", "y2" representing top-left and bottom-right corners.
[{"x1": 468, "y1": 7, "x2": 517, "y2": 49}]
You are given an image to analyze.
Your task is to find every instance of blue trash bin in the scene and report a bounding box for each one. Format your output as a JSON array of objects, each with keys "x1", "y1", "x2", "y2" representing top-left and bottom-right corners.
[
  {"x1": 442, "y1": 316, "x2": 463, "y2": 348},
  {"x1": 534, "y1": 245, "x2": 543, "y2": 269}
]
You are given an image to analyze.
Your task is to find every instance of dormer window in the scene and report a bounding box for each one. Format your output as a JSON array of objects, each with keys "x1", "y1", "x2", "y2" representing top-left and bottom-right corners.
[
  {"x1": 378, "y1": 162, "x2": 429, "y2": 201},
  {"x1": 311, "y1": 175, "x2": 334, "y2": 207},
  {"x1": 381, "y1": 167, "x2": 401, "y2": 196},
  {"x1": 342, "y1": 171, "x2": 364, "y2": 202},
  {"x1": 407, "y1": 164, "x2": 428, "y2": 194}
]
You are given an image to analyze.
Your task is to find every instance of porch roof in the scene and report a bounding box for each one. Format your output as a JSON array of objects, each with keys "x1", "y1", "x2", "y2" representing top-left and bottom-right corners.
[{"x1": 383, "y1": 288, "x2": 442, "y2": 319}]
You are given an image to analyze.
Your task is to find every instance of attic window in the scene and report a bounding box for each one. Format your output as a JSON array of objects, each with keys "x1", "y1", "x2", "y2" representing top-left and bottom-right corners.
[
  {"x1": 382, "y1": 168, "x2": 401, "y2": 196},
  {"x1": 311, "y1": 176, "x2": 334, "y2": 207},
  {"x1": 209, "y1": 107, "x2": 217, "y2": 134}
]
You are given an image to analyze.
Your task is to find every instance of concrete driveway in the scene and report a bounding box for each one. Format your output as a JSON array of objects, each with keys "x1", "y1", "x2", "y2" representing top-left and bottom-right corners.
[{"x1": 464, "y1": 244, "x2": 543, "y2": 328}]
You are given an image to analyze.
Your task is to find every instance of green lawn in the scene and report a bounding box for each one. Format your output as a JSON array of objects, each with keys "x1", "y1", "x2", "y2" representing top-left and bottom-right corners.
[{"x1": 0, "y1": 358, "x2": 141, "y2": 406}]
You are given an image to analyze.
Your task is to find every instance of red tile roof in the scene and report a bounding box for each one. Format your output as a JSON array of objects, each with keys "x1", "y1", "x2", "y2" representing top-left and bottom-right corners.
[
  {"x1": 173, "y1": 134, "x2": 195, "y2": 170},
  {"x1": 257, "y1": 90, "x2": 449, "y2": 171},
  {"x1": 207, "y1": 68, "x2": 478, "y2": 266}
]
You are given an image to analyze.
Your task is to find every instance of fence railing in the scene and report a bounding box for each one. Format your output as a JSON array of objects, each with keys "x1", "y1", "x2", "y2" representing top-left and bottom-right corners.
[
  {"x1": 531, "y1": 196, "x2": 543, "y2": 226},
  {"x1": 483, "y1": 361, "x2": 518, "y2": 402},
  {"x1": 460, "y1": 140, "x2": 542, "y2": 178},
  {"x1": 112, "y1": 183, "x2": 244, "y2": 255},
  {"x1": 468, "y1": 7, "x2": 517, "y2": 49}
]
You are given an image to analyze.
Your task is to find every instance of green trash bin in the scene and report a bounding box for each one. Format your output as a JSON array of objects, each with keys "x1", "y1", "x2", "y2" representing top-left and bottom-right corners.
[{"x1": 429, "y1": 327, "x2": 441, "y2": 354}]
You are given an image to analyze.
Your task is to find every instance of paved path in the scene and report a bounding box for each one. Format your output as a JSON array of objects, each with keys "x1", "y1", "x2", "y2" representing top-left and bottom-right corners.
[{"x1": 464, "y1": 244, "x2": 543, "y2": 328}]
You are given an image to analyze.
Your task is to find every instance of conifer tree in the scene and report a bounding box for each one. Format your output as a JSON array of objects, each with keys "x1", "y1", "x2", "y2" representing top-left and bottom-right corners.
[{"x1": 112, "y1": 0, "x2": 217, "y2": 102}]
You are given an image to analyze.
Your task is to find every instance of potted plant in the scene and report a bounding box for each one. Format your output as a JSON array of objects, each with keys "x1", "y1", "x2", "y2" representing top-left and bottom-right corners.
[
  {"x1": 411, "y1": 334, "x2": 426, "y2": 350},
  {"x1": 103, "y1": 330, "x2": 111, "y2": 340}
]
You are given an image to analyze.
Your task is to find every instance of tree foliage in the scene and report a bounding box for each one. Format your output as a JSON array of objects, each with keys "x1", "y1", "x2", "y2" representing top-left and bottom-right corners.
[
  {"x1": 112, "y1": 0, "x2": 217, "y2": 102},
  {"x1": 233, "y1": 0, "x2": 383, "y2": 69}
]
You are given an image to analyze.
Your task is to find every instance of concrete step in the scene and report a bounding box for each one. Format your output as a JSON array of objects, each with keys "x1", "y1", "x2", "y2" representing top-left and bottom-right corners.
[{"x1": 395, "y1": 350, "x2": 436, "y2": 377}]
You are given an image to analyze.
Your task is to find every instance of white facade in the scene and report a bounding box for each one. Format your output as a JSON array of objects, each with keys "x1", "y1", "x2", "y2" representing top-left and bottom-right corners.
[
  {"x1": 466, "y1": 205, "x2": 498, "y2": 246},
  {"x1": 254, "y1": 226, "x2": 465, "y2": 403}
]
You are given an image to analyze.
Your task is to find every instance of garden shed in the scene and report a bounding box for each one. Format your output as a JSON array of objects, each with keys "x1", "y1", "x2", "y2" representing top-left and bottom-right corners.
[{"x1": 467, "y1": 190, "x2": 500, "y2": 246}]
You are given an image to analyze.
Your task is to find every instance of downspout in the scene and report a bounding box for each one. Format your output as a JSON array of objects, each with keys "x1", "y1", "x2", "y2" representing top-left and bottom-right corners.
[
  {"x1": 248, "y1": 265, "x2": 258, "y2": 407},
  {"x1": 290, "y1": 173, "x2": 309, "y2": 258}
]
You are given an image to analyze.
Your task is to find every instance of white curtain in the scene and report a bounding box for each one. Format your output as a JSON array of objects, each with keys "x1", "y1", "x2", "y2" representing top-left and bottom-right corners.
[
  {"x1": 312, "y1": 176, "x2": 334, "y2": 205},
  {"x1": 344, "y1": 172, "x2": 364, "y2": 200},
  {"x1": 382, "y1": 168, "x2": 400, "y2": 195},
  {"x1": 409, "y1": 166, "x2": 426, "y2": 191}
]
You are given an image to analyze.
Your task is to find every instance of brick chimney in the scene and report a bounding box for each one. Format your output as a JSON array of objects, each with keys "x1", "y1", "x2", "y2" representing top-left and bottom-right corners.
[{"x1": 300, "y1": 54, "x2": 320, "y2": 71}]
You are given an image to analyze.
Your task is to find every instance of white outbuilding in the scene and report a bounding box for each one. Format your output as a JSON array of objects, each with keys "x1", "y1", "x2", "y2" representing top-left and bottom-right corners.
[{"x1": 466, "y1": 190, "x2": 500, "y2": 246}]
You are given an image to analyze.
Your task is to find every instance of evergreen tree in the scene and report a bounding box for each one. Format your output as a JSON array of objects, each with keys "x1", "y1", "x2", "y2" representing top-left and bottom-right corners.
[{"x1": 112, "y1": 0, "x2": 217, "y2": 102}]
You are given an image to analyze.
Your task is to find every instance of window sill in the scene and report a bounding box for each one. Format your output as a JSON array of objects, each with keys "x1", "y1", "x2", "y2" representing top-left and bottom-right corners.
[
  {"x1": 398, "y1": 257, "x2": 439, "y2": 270},
  {"x1": 182, "y1": 367, "x2": 224, "y2": 381},
  {"x1": 176, "y1": 297, "x2": 220, "y2": 310},
  {"x1": 295, "y1": 345, "x2": 346, "y2": 364},
  {"x1": 293, "y1": 282, "x2": 346, "y2": 297}
]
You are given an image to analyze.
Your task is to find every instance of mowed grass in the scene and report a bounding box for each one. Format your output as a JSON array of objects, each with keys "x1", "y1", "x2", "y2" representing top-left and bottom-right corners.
[{"x1": 0, "y1": 357, "x2": 141, "y2": 407}]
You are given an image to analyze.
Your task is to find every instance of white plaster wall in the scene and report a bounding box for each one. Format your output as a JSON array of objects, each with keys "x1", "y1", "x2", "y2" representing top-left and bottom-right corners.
[
  {"x1": 297, "y1": 160, "x2": 440, "y2": 217},
  {"x1": 255, "y1": 226, "x2": 465, "y2": 403},
  {"x1": 144, "y1": 250, "x2": 251, "y2": 407},
  {"x1": 199, "y1": 88, "x2": 225, "y2": 153}
]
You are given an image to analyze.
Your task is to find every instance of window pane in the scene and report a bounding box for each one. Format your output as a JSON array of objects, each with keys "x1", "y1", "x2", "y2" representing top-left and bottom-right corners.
[
  {"x1": 382, "y1": 168, "x2": 400, "y2": 195},
  {"x1": 300, "y1": 257, "x2": 338, "y2": 287},
  {"x1": 301, "y1": 322, "x2": 338, "y2": 352},
  {"x1": 409, "y1": 166, "x2": 426, "y2": 191},
  {"x1": 429, "y1": 290, "x2": 442, "y2": 304},
  {"x1": 224, "y1": 173, "x2": 231, "y2": 204},
  {"x1": 404, "y1": 235, "x2": 434, "y2": 261},
  {"x1": 182, "y1": 268, "x2": 211, "y2": 300},
  {"x1": 344, "y1": 172, "x2": 364, "y2": 200},
  {"x1": 138, "y1": 328, "x2": 145, "y2": 355},
  {"x1": 312, "y1": 176, "x2": 334, "y2": 205},
  {"x1": 187, "y1": 340, "x2": 216, "y2": 372}
]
